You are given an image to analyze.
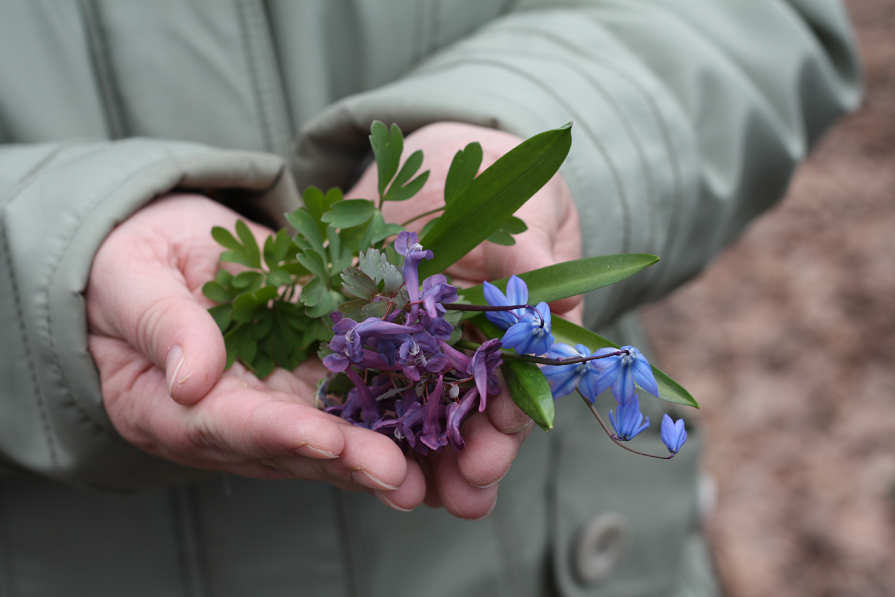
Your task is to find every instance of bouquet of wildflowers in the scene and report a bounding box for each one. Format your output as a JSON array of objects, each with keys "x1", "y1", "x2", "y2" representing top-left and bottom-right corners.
[{"x1": 203, "y1": 122, "x2": 695, "y2": 459}]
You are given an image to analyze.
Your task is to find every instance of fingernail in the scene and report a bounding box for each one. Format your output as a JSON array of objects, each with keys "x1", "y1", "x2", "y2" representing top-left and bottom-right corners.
[
  {"x1": 471, "y1": 470, "x2": 507, "y2": 489},
  {"x1": 350, "y1": 469, "x2": 400, "y2": 491},
  {"x1": 374, "y1": 489, "x2": 414, "y2": 512},
  {"x1": 166, "y1": 344, "x2": 185, "y2": 396},
  {"x1": 503, "y1": 419, "x2": 535, "y2": 435},
  {"x1": 299, "y1": 444, "x2": 338, "y2": 459}
]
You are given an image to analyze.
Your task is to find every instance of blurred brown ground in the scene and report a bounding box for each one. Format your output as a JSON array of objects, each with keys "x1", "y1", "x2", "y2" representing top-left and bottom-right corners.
[{"x1": 641, "y1": 1, "x2": 895, "y2": 595}]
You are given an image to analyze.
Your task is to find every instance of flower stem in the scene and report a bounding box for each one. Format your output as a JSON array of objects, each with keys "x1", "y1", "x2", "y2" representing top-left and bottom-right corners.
[
  {"x1": 443, "y1": 303, "x2": 530, "y2": 312},
  {"x1": 580, "y1": 395, "x2": 673, "y2": 460}
]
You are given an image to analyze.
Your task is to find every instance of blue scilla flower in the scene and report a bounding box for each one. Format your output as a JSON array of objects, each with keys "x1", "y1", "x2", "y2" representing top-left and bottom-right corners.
[
  {"x1": 660, "y1": 414, "x2": 687, "y2": 454},
  {"x1": 541, "y1": 343, "x2": 592, "y2": 399},
  {"x1": 584, "y1": 345, "x2": 659, "y2": 405},
  {"x1": 483, "y1": 276, "x2": 554, "y2": 355},
  {"x1": 608, "y1": 395, "x2": 650, "y2": 441}
]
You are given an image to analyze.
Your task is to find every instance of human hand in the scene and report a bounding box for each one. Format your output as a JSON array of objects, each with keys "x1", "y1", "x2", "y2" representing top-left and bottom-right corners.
[
  {"x1": 346, "y1": 122, "x2": 584, "y2": 518},
  {"x1": 86, "y1": 194, "x2": 428, "y2": 507}
]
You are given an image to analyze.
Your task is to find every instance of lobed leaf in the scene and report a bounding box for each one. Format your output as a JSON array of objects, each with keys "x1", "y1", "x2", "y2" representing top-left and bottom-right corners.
[
  {"x1": 321, "y1": 199, "x2": 377, "y2": 228},
  {"x1": 444, "y1": 142, "x2": 483, "y2": 205},
  {"x1": 370, "y1": 121, "x2": 403, "y2": 198}
]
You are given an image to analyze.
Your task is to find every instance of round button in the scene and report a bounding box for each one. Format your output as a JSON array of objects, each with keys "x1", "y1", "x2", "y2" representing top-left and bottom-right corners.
[{"x1": 573, "y1": 512, "x2": 630, "y2": 585}]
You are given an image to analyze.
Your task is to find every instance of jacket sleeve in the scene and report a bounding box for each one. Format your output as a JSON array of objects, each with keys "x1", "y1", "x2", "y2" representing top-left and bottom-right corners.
[
  {"x1": 0, "y1": 139, "x2": 300, "y2": 489},
  {"x1": 293, "y1": 0, "x2": 862, "y2": 330}
]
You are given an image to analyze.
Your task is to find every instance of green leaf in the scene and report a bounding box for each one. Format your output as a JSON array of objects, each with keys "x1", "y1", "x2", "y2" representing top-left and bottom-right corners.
[
  {"x1": 296, "y1": 249, "x2": 329, "y2": 281},
  {"x1": 461, "y1": 254, "x2": 660, "y2": 310},
  {"x1": 202, "y1": 281, "x2": 233, "y2": 303},
  {"x1": 338, "y1": 298, "x2": 368, "y2": 320},
  {"x1": 385, "y1": 170, "x2": 429, "y2": 202},
  {"x1": 501, "y1": 359, "x2": 555, "y2": 431},
  {"x1": 384, "y1": 150, "x2": 428, "y2": 202},
  {"x1": 419, "y1": 123, "x2": 572, "y2": 278},
  {"x1": 232, "y1": 271, "x2": 263, "y2": 291},
  {"x1": 285, "y1": 208, "x2": 325, "y2": 255},
  {"x1": 360, "y1": 300, "x2": 390, "y2": 319},
  {"x1": 550, "y1": 316, "x2": 698, "y2": 408},
  {"x1": 341, "y1": 267, "x2": 378, "y2": 300},
  {"x1": 208, "y1": 303, "x2": 231, "y2": 332},
  {"x1": 299, "y1": 276, "x2": 327, "y2": 307},
  {"x1": 251, "y1": 352, "x2": 276, "y2": 379},
  {"x1": 501, "y1": 215, "x2": 527, "y2": 234},
  {"x1": 211, "y1": 226, "x2": 243, "y2": 252},
  {"x1": 235, "y1": 220, "x2": 261, "y2": 269},
  {"x1": 321, "y1": 199, "x2": 377, "y2": 228},
  {"x1": 370, "y1": 121, "x2": 403, "y2": 198},
  {"x1": 444, "y1": 142, "x2": 483, "y2": 205},
  {"x1": 485, "y1": 230, "x2": 515, "y2": 246},
  {"x1": 419, "y1": 216, "x2": 440, "y2": 239}
]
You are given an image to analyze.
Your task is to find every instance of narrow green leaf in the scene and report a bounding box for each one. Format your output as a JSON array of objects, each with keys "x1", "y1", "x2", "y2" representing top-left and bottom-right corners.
[
  {"x1": 501, "y1": 216, "x2": 528, "y2": 234},
  {"x1": 419, "y1": 123, "x2": 572, "y2": 278},
  {"x1": 321, "y1": 199, "x2": 376, "y2": 228},
  {"x1": 235, "y1": 220, "x2": 261, "y2": 269},
  {"x1": 385, "y1": 170, "x2": 429, "y2": 202},
  {"x1": 444, "y1": 142, "x2": 483, "y2": 205},
  {"x1": 501, "y1": 360, "x2": 555, "y2": 431},
  {"x1": 550, "y1": 316, "x2": 698, "y2": 408},
  {"x1": 419, "y1": 216, "x2": 440, "y2": 239},
  {"x1": 460, "y1": 254, "x2": 660, "y2": 309}
]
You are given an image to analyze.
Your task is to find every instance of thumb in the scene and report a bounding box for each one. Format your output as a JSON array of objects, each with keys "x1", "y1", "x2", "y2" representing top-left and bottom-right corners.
[{"x1": 88, "y1": 258, "x2": 226, "y2": 407}]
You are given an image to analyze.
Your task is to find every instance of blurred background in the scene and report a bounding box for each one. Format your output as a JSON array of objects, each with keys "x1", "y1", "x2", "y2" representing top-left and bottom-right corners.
[{"x1": 642, "y1": 1, "x2": 895, "y2": 595}]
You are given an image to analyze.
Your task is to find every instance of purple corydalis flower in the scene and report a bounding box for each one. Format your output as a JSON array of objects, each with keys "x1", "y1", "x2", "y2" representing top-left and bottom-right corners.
[
  {"x1": 395, "y1": 231, "x2": 433, "y2": 323},
  {"x1": 420, "y1": 274, "x2": 458, "y2": 319},
  {"x1": 660, "y1": 414, "x2": 687, "y2": 454},
  {"x1": 608, "y1": 395, "x2": 650, "y2": 441},
  {"x1": 397, "y1": 331, "x2": 449, "y2": 381},
  {"x1": 419, "y1": 376, "x2": 448, "y2": 451},
  {"x1": 584, "y1": 345, "x2": 659, "y2": 405},
  {"x1": 445, "y1": 386, "x2": 479, "y2": 450},
  {"x1": 468, "y1": 339, "x2": 503, "y2": 412},
  {"x1": 324, "y1": 317, "x2": 423, "y2": 372}
]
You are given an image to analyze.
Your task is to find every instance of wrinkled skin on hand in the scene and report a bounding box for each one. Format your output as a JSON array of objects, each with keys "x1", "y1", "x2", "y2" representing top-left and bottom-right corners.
[{"x1": 347, "y1": 122, "x2": 584, "y2": 514}]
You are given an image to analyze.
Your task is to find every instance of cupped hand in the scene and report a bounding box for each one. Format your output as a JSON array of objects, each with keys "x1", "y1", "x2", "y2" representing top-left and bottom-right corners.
[
  {"x1": 347, "y1": 121, "x2": 585, "y2": 519},
  {"x1": 86, "y1": 195, "x2": 429, "y2": 506}
]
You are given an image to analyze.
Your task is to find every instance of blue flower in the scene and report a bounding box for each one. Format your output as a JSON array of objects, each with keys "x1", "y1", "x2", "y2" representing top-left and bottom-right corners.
[
  {"x1": 608, "y1": 395, "x2": 650, "y2": 441},
  {"x1": 483, "y1": 276, "x2": 528, "y2": 329},
  {"x1": 483, "y1": 276, "x2": 554, "y2": 355},
  {"x1": 660, "y1": 414, "x2": 687, "y2": 454},
  {"x1": 540, "y1": 343, "x2": 592, "y2": 399},
  {"x1": 582, "y1": 345, "x2": 659, "y2": 405}
]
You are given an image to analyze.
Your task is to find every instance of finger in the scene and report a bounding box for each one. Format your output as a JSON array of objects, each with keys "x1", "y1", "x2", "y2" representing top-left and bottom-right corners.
[
  {"x1": 486, "y1": 371, "x2": 534, "y2": 434},
  {"x1": 374, "y1": 456, "x2": 427, "y2": 512},
  {"x1": 430, "y1": 448, "x2": 498, "y2": 520},
  {"x1": 455, "y1": 411, "x2": 530, "y2": 489}
]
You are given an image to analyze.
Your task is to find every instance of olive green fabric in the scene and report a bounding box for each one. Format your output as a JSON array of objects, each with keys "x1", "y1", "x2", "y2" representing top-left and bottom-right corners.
[{"x1": 0, "y1": 1, "x2": 860, "y2": 595}]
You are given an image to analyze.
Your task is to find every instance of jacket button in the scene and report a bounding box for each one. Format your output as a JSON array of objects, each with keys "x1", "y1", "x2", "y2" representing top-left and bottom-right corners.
[{"x1": 573, "y1": 512, "x2": 630, "y2": 585}]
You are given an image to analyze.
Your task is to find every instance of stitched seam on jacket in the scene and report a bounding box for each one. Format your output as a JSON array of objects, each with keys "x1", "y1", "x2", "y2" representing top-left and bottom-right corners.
[
  {"x1": 236, "y1": 0, "x2": 295, "y2": 159},
  {"x1": 78, "y1": 0, "x2": 129, "y2": 139},
  {"x1": 0, "y1": 215, "x2": 63, "y2": 477}
]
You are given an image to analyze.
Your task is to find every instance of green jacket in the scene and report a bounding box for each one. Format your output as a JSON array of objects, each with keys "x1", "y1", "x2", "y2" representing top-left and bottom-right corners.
[{"x1": 0, "y1": 1, "x2": 860, "y2": 596}]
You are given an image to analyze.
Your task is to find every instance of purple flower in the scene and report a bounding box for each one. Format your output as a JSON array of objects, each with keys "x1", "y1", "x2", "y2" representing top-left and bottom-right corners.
[
  {"x1": 660, "y1": 414, "x2": 687, "y2": 454},
  {"x1": 397, "y1": 332, "x2": 449, "y2": 381},
  {"x1": 608, "y1": 395, "x2": 650, "y2": 441},
  {"x1": 323, "y1": 317, "x2": 423, "y2": 372},
  {"x1": 419, "y1": 376, "x2": 448, "y2": 452},
  {"x1": 467, "y1": 339, "x2": 503, "y2": 412},
  {"x1": 581, "y1": 345, "x2": 658, "y2": 405},
  {"x1": 420, "y1": 274, "x2": 458, "y2": 319},
  {"x1": 445, "y1": 386, "x2": 479, "y2": 450},
  {"x1": 395, "y1": 232, "x2": 433, "y2": 323}
]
